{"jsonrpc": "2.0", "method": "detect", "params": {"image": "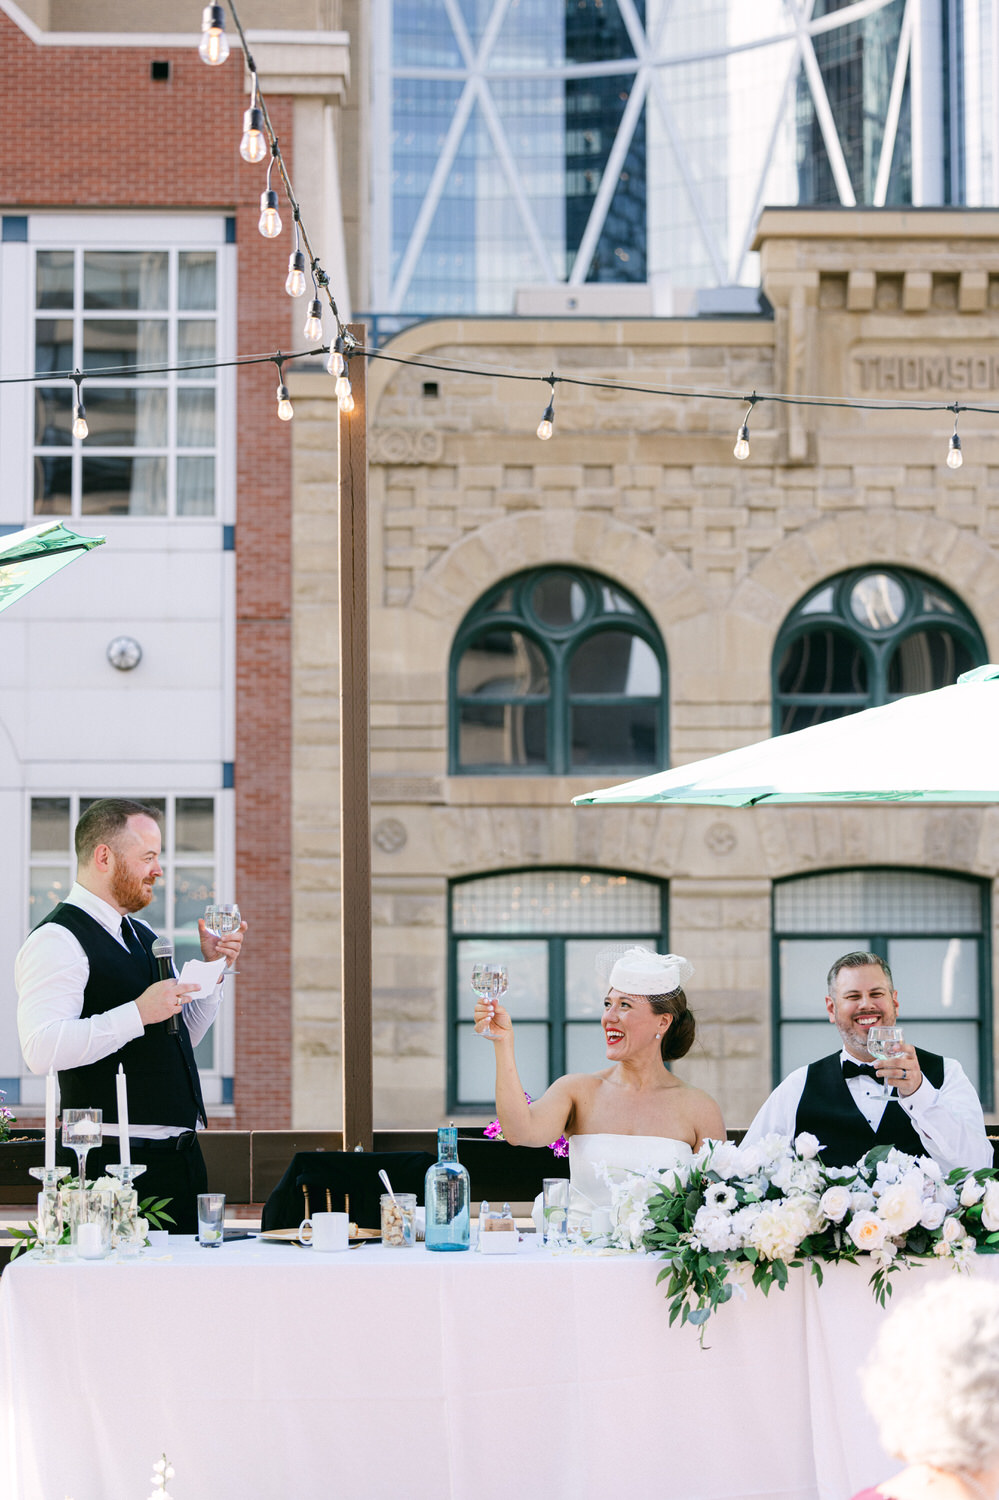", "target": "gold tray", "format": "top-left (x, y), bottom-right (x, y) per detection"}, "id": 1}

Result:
top-left (258, 1227), bottom-right (381, 1245)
